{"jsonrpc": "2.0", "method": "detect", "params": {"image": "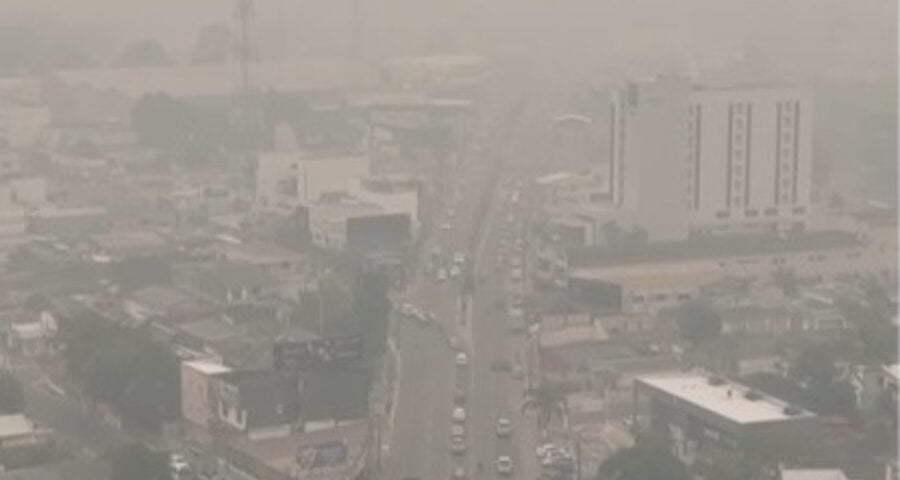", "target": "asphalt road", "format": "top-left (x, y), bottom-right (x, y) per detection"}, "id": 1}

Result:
top-left (385, 87), bottom-right (546, 480)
